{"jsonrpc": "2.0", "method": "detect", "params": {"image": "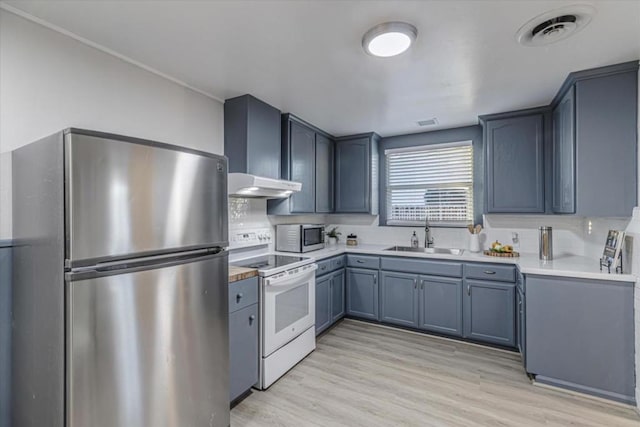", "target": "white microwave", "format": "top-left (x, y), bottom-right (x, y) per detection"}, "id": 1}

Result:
top-left (275, 224), bottom-right (325, 253)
